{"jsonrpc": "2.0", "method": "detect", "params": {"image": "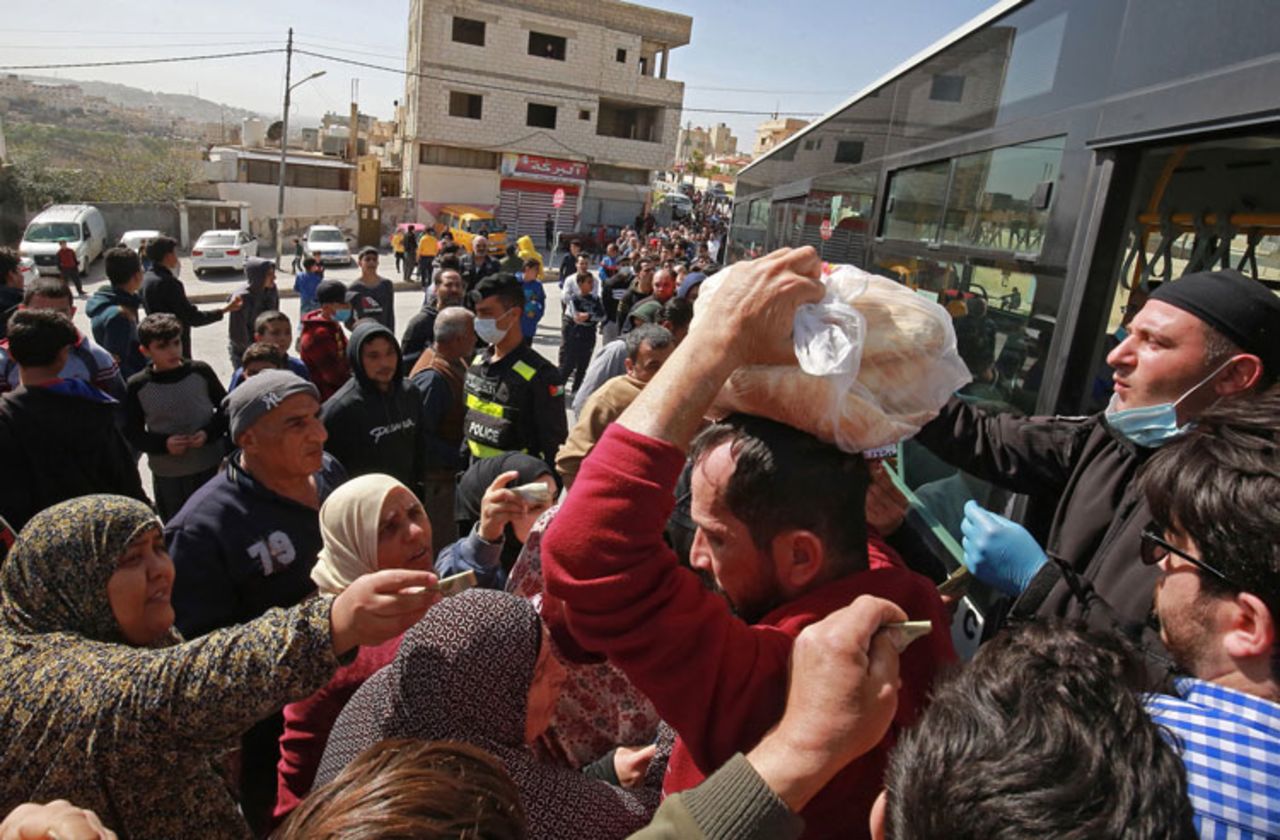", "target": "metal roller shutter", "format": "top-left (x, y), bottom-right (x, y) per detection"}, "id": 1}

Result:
top-left (498, 180), bottom-right (578, 242)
